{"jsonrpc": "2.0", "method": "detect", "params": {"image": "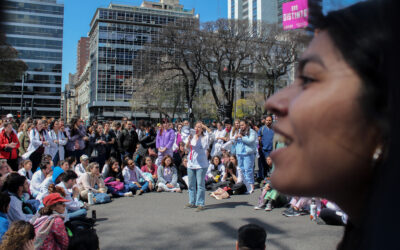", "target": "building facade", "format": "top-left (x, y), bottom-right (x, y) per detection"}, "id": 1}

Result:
top-left (87, 0), bottom-right (196, 121)
top-left (77, 37), bottom-right (90, 78)
top-left (1, 0), bottom-right (64, 118)
top-left (228, 0), bottom-right (279, 24)
top-left (75, 63), bottom-right (91, 122)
